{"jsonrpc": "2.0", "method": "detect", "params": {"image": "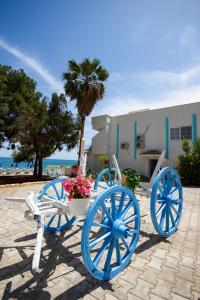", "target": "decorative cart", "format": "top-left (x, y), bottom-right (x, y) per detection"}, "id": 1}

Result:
top-left (6, 156), bottom-right (183, 281)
